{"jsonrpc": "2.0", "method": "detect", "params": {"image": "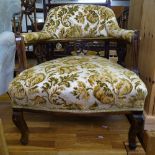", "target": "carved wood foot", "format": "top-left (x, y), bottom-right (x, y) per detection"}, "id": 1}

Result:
top-left (12, 109), bottom-right (29, 145)
top-left (128, 112), bottom-right (143, 150)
